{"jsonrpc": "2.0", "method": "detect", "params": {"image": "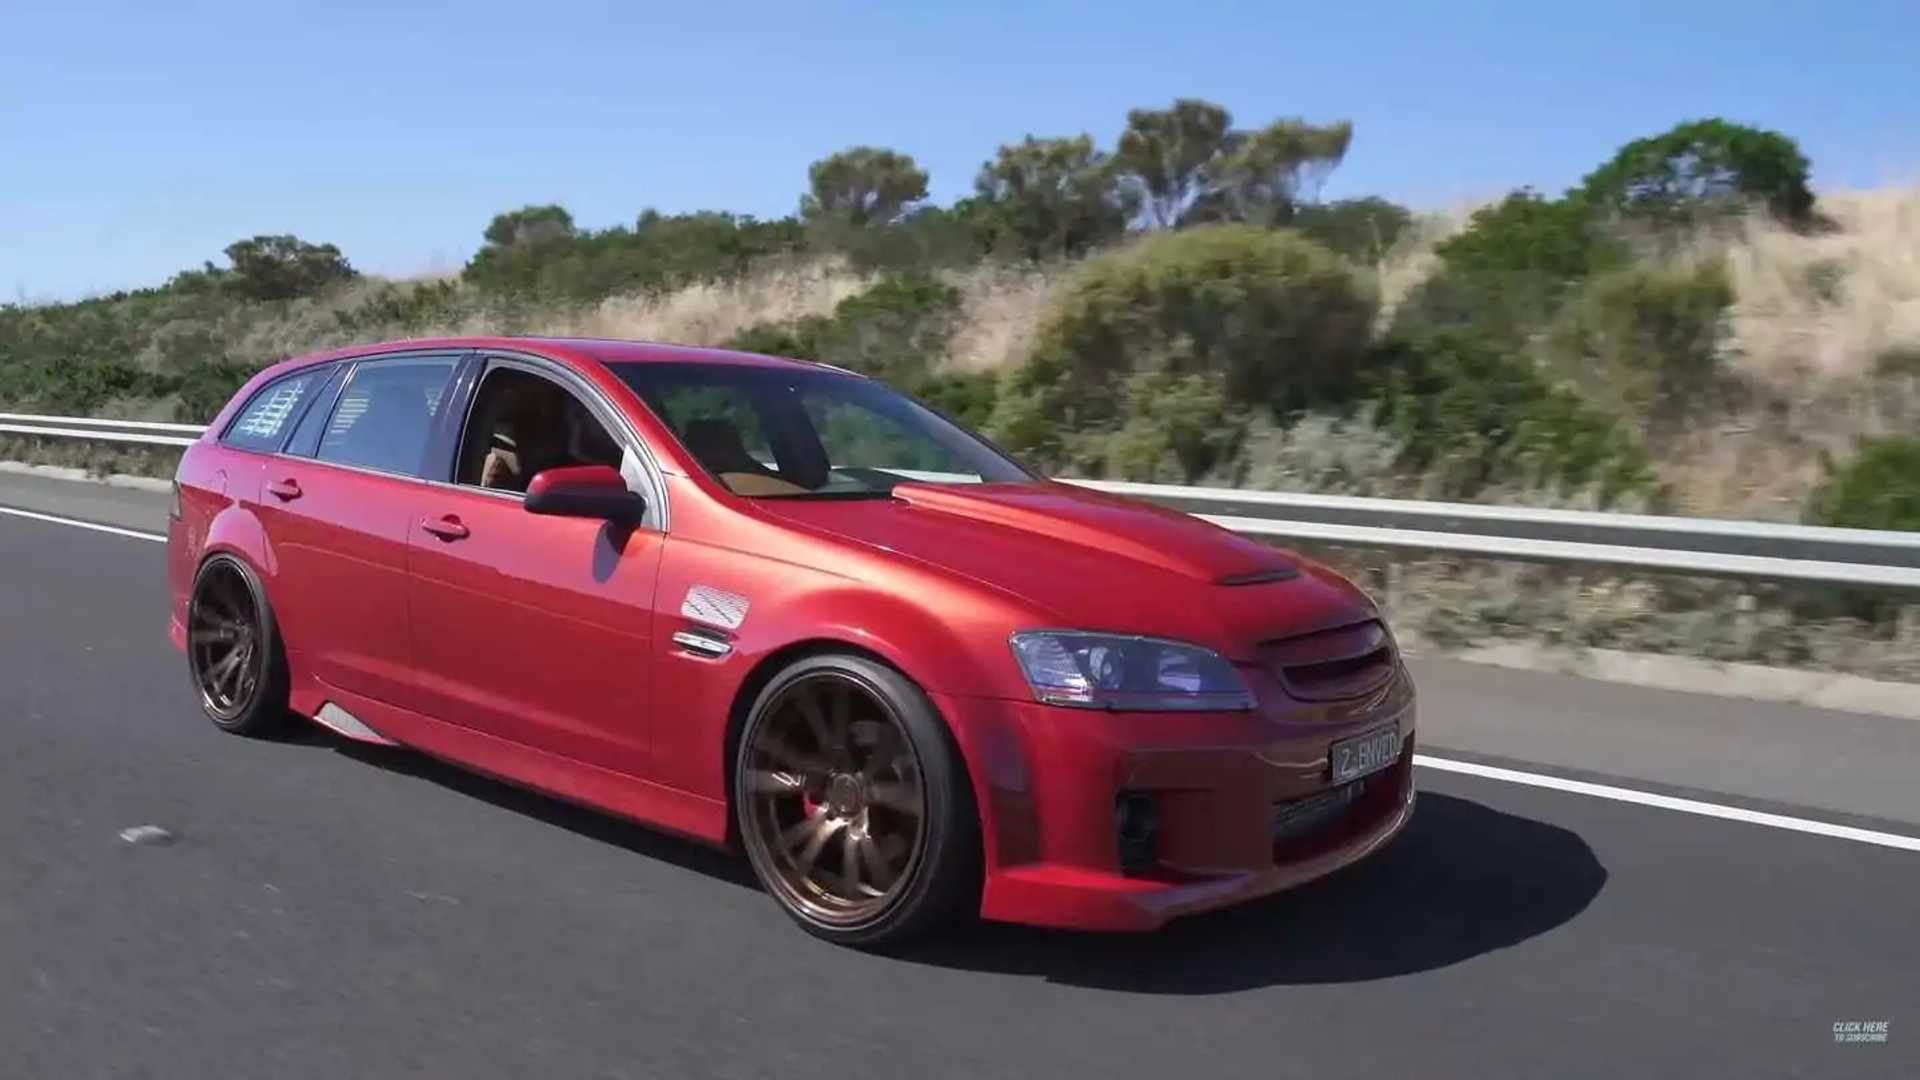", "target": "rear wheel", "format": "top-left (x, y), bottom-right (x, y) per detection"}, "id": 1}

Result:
top-left (735, 654), bottom-right (980, 948)
top-left (187, 555), bottom-right (289, 736)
